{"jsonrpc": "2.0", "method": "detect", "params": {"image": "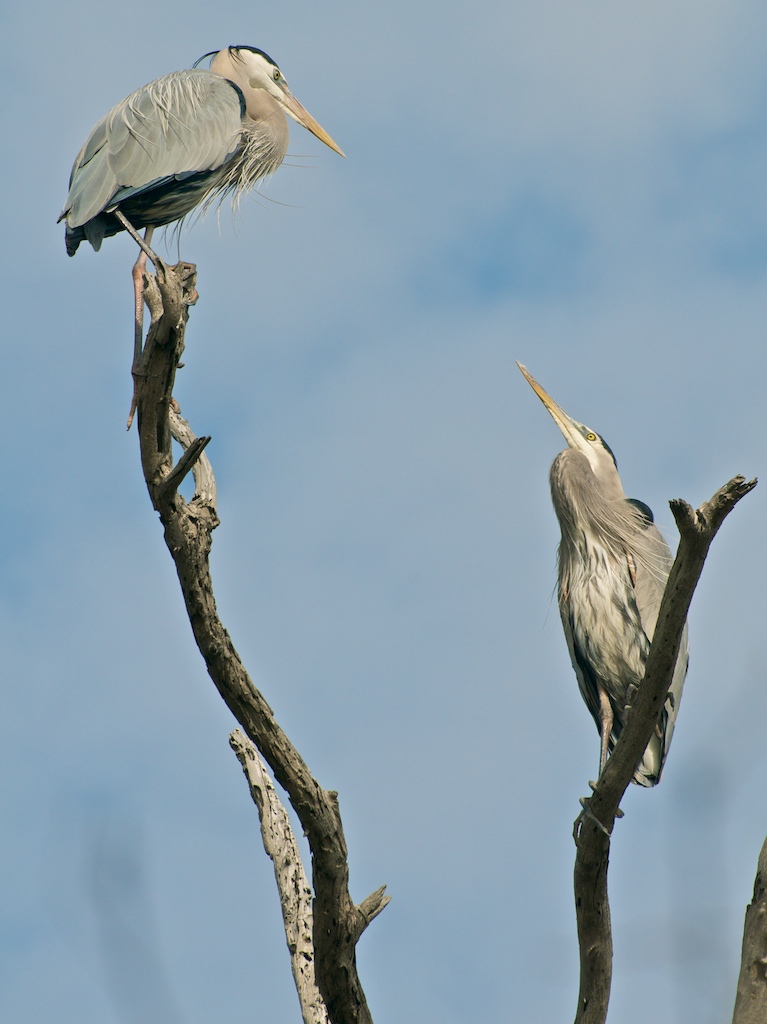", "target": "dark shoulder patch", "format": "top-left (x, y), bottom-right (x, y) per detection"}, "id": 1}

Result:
top-left (222, 78), bottom-right (246, 119)
top-left (626, 498), bottom-right (654, 525)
